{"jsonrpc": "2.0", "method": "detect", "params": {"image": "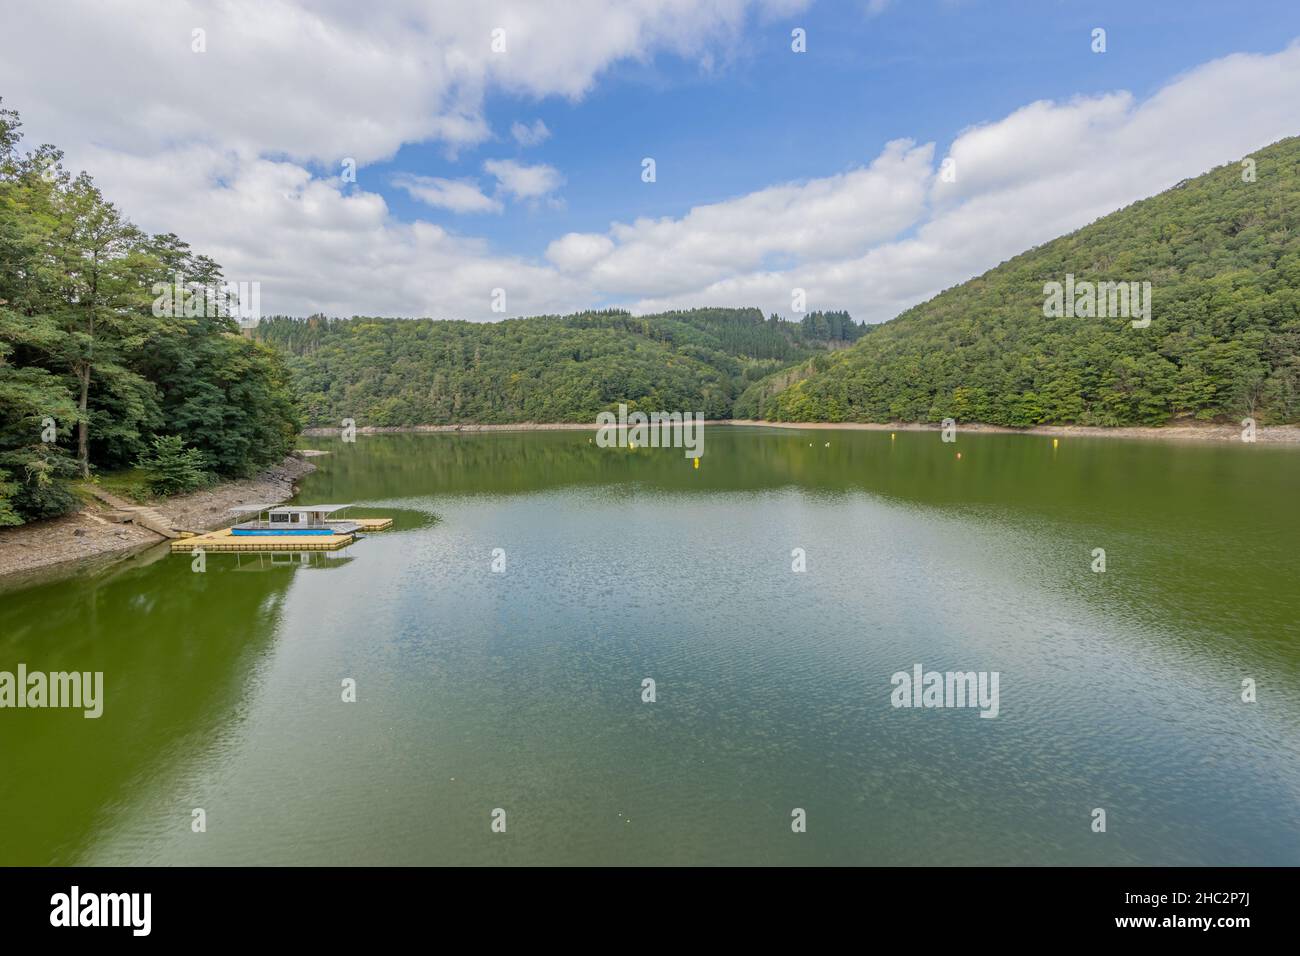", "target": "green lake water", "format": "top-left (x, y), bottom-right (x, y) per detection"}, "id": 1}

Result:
top-left (1, 426), bottom-right (1298, 865)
